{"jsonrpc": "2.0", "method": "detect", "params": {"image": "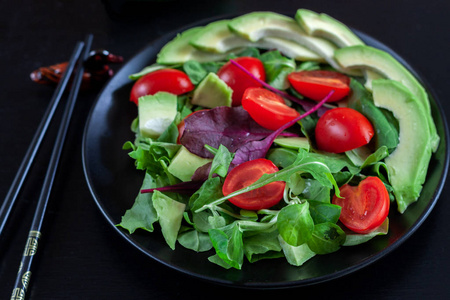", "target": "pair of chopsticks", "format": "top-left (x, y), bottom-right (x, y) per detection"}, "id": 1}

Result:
top-left (2, 34), bottom-right (93, 299)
